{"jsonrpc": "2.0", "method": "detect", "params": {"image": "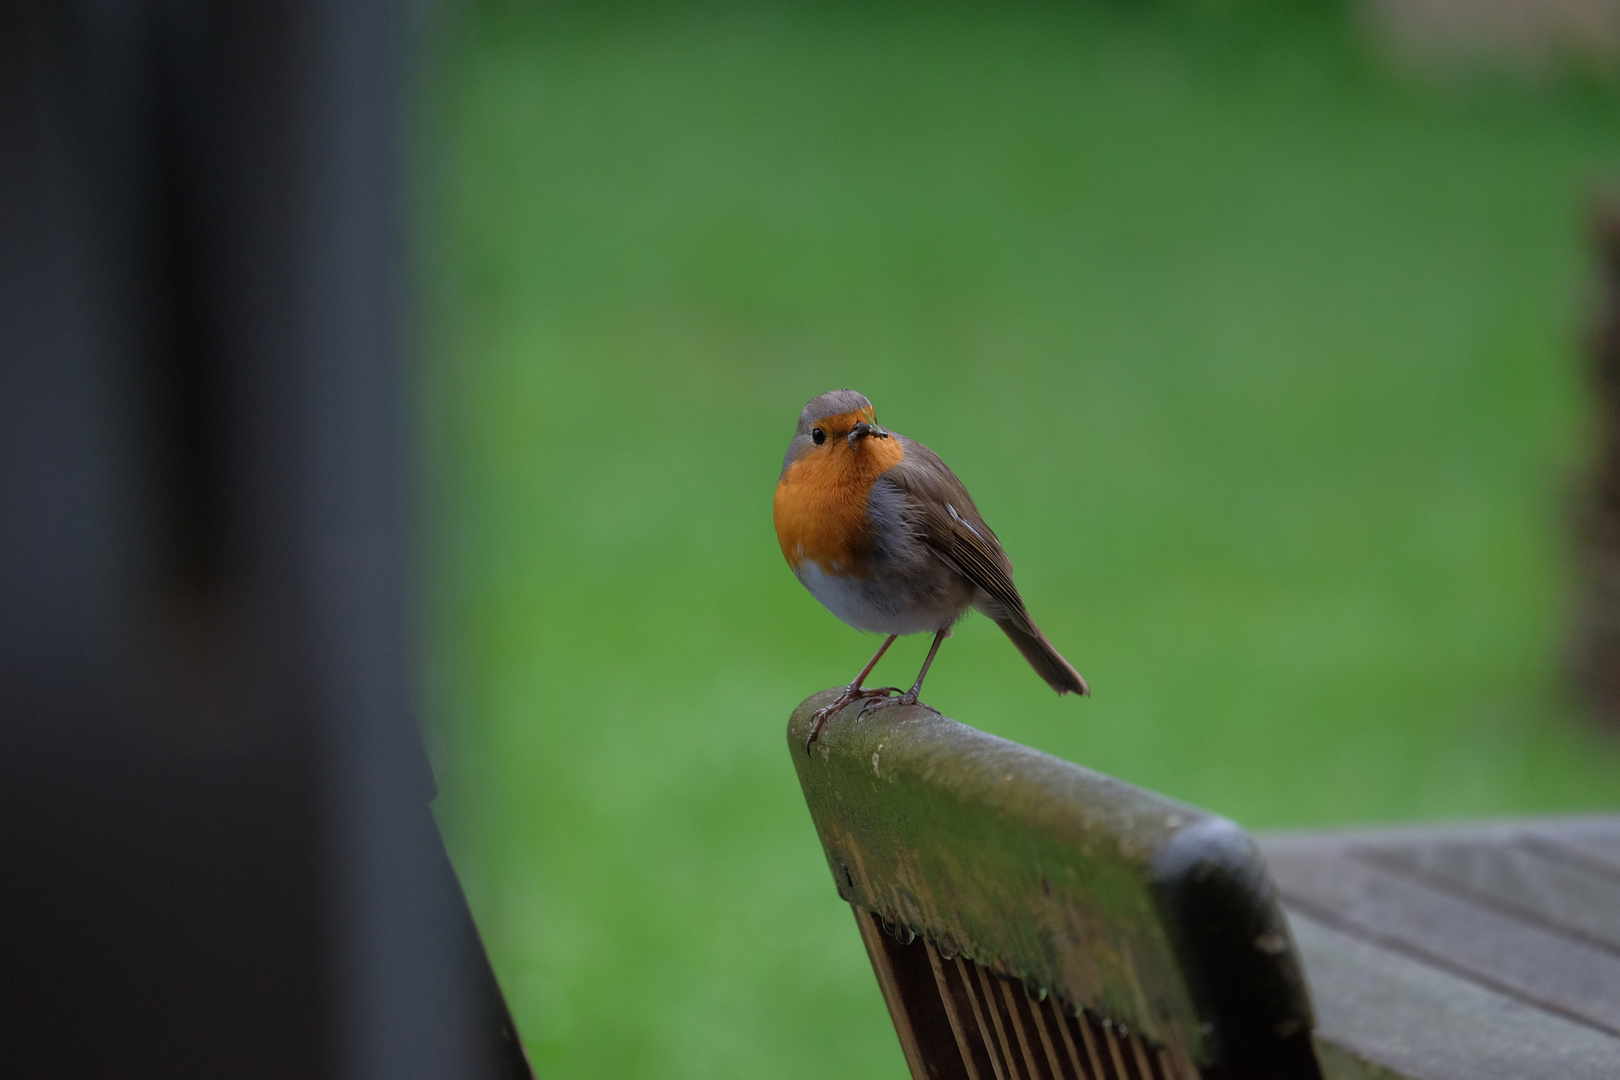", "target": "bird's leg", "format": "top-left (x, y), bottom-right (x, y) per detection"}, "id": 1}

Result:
top-left (806, 634), bottom-right (901, 752)
top-left (865, 628), bottom-right (948, 712)
top-left (847, 633), bottom-right (900, 695)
